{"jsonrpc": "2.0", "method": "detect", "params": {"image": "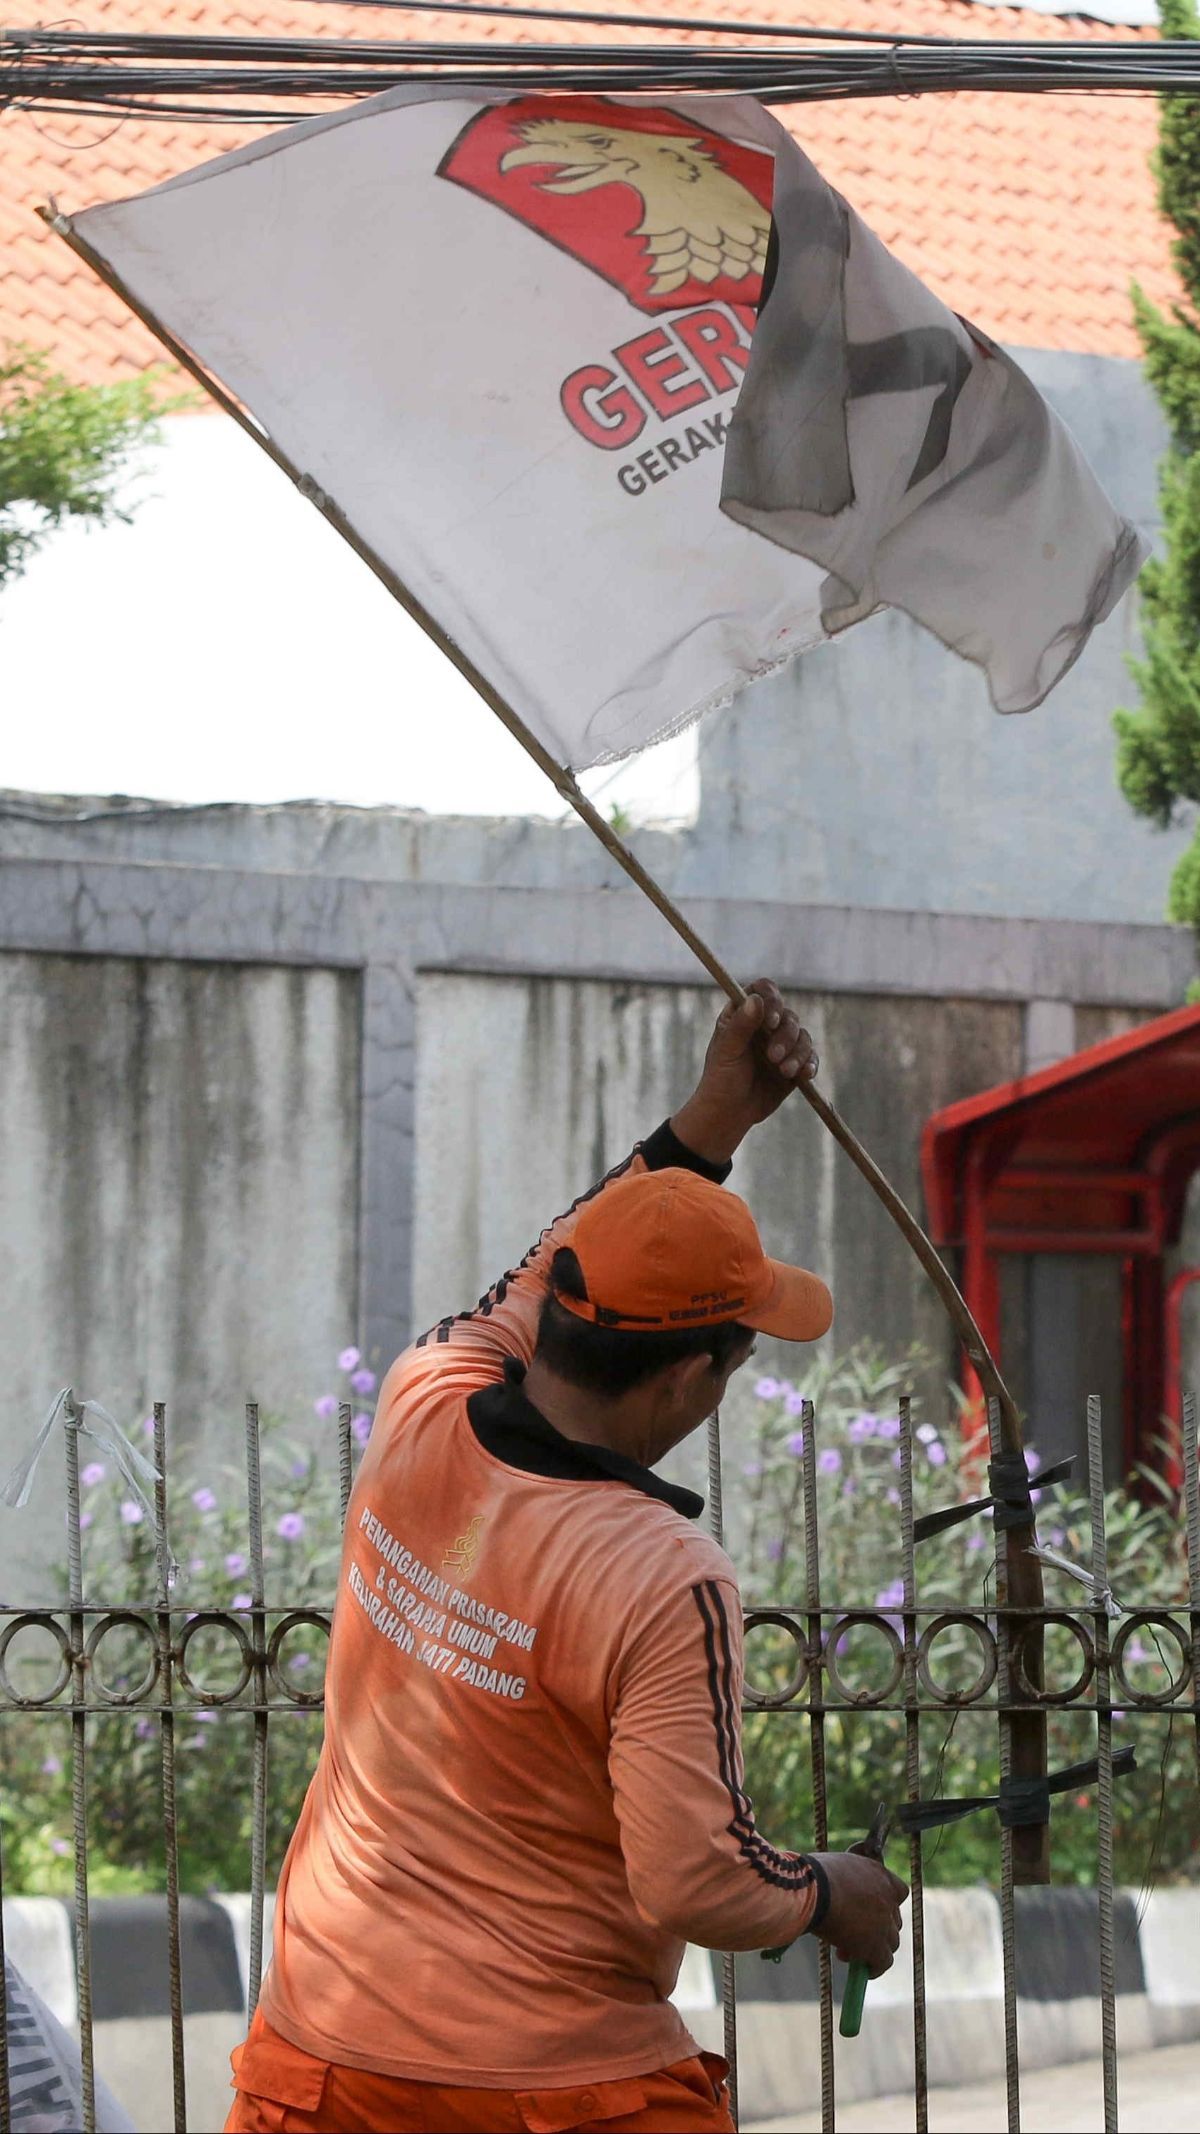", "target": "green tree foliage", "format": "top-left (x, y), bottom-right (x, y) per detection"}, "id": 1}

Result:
top-left (1116, 0), bottom-right (1200, 932)
top-left (0, 344), bottom-right (175, 593)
